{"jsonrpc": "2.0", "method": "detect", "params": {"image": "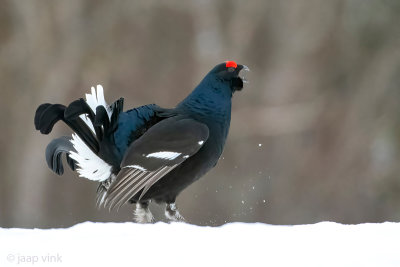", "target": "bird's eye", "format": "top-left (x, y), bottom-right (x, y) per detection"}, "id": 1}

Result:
top-left (227, 67), bottom-right (235, 72)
